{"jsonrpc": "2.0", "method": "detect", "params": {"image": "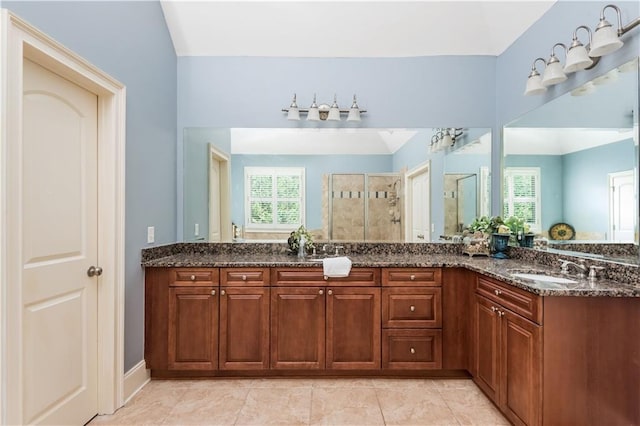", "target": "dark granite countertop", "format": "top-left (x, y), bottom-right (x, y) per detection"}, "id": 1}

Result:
top-left (142, 250), bottom-right (640, 298)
